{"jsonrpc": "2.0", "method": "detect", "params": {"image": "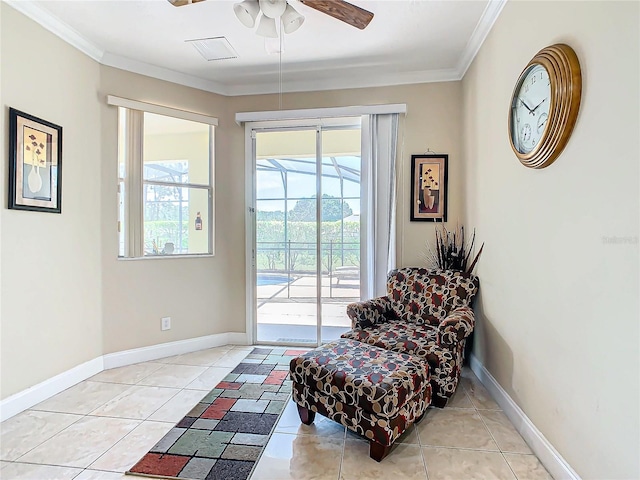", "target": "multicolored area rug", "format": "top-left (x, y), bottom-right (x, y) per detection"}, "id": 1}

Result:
top-left (127, 347), bottom-right (306, 480)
